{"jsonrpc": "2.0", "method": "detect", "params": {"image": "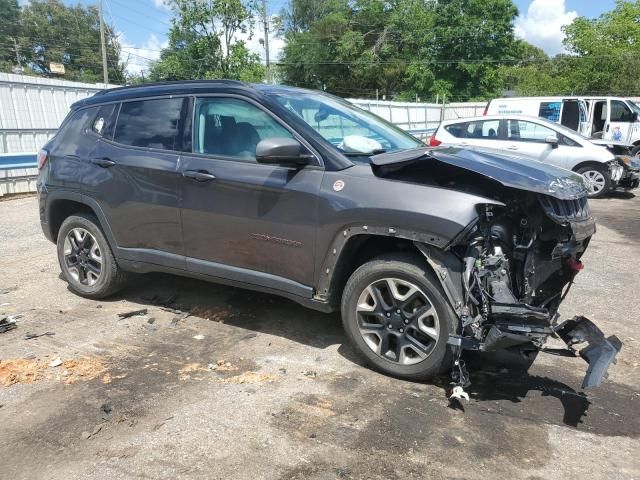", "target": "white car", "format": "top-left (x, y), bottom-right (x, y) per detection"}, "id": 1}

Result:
top-left (429, 115), bottom-right (624, 198)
